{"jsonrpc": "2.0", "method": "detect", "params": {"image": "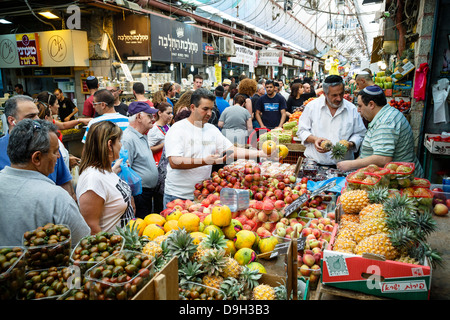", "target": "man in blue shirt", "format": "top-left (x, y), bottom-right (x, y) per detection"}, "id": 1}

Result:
top-left (0, 95), bottom-right (74, 199)
top-left (215, 85), bottom-right (229, 115)
top-left (255, 80), bottom-right (287, 129)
